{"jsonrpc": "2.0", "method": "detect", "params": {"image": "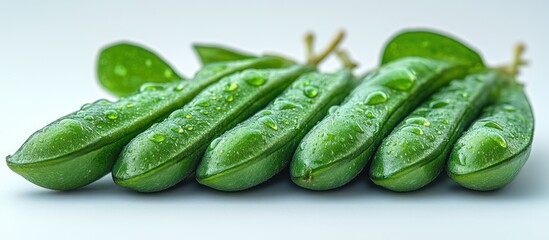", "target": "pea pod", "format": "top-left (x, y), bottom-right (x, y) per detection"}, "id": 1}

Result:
top-left (113, 65), bottom-right (313, 192)
top-left (382, 30), bottom-right (484, 70)
top-left (193, 44), bottom-right (256, 65)
top-left (196, 70), bottom-right (354, 191)
top-left (370, 71), bottom-right (500, 191)
top-left (447, 77), bottom-right (534, 191)
top-left (6, 56), bottom-right (289, 190)
top-left (97, 42), bottom-right (183, 97)
top-left (290, 57), bottom-right (468, 190)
